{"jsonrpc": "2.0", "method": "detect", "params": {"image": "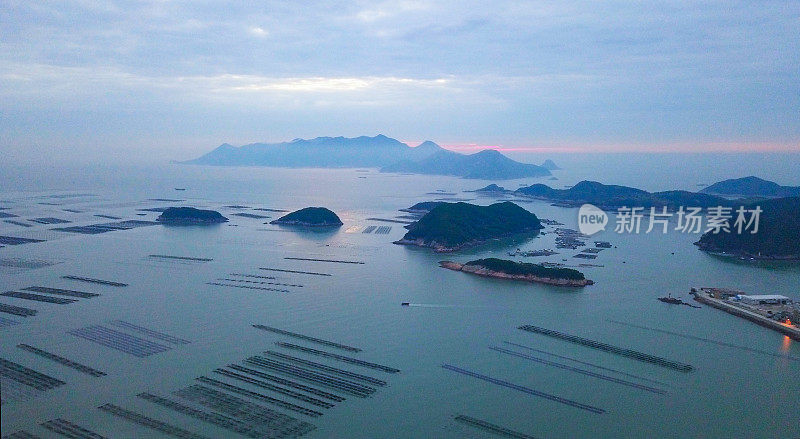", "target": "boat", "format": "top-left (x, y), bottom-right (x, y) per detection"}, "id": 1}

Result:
top-left (401, 302), bottom-right (410, 306)
top-left (658, 294), bottom-right (683, 305)
top-left (175, 188), bottom-right (186, 191)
